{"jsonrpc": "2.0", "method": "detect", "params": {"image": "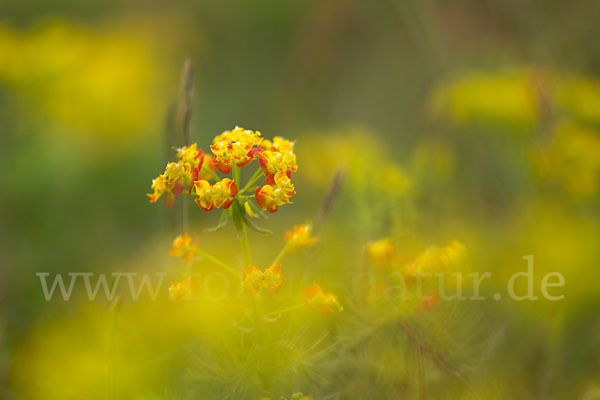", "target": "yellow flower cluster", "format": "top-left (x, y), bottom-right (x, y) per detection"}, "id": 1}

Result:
top-left (533, 121), bottom-right (600, 198)
top-left (301, 284), bottom-right (343, 316)
top-left (242, 265), bottom-right (284, 294)
top-left (365, 237), bottom-right (396, 268)
top-left (404, 239), bottom-right (466, 278)
top-left (168, 278), bottom-right (197, 301)
top-left (366, 237), bottom-right (467, 311)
